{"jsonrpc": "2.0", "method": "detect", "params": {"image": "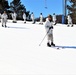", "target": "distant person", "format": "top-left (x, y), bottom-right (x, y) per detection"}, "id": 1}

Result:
top-left (31, 12), bottom-right (35, 24)
top-left (12, 11), bottom-right (17, 23)
top-left (53, 13), bottom-right (57, 25)
top-left (45, 14), bottom-right (55, 47)
top-left (67, 14), bottom-right (73, 27)
top-left (11, 12), bottom-right (13, 21)
top-left (39, 13), bottom-right (43, 25)
top-left (23, 12), bottom-right (26, 23)
top-left (0, 13), bottom-right (1, 22)
top-left (1, 11), bottom-right (8, 28)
